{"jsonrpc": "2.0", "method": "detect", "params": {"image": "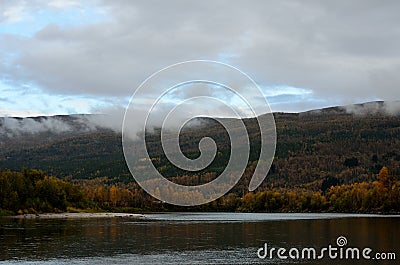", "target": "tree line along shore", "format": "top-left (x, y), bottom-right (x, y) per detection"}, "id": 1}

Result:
top-left (1, 167), bottom-right (399, 216)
